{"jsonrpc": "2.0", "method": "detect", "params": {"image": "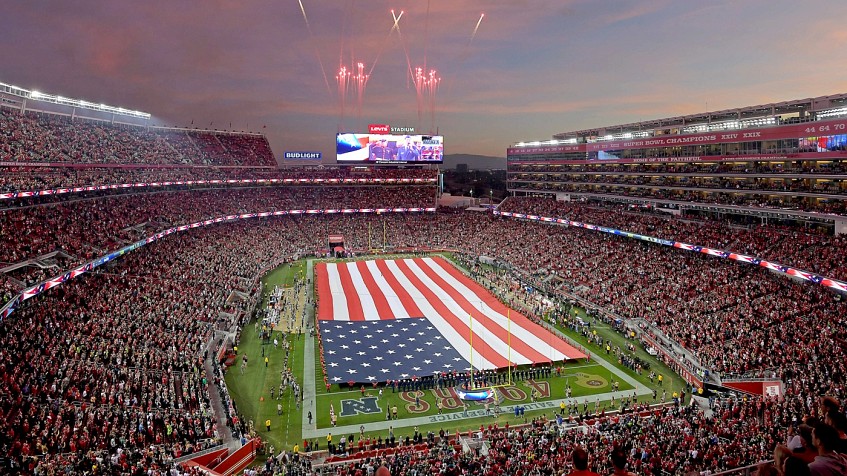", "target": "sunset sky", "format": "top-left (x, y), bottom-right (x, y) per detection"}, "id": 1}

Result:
top-left (2, 0), bottom-right (846, 161)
